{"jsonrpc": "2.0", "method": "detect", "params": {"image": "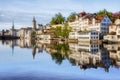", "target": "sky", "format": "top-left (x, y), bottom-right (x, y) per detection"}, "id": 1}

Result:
top-left (0, 0), bottom-right (120, 30)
